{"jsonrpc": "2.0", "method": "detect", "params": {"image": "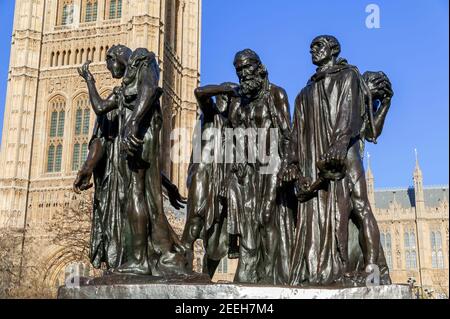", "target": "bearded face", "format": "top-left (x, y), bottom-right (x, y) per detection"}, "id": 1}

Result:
top-left (234, 58), bottom-right (265, 98)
